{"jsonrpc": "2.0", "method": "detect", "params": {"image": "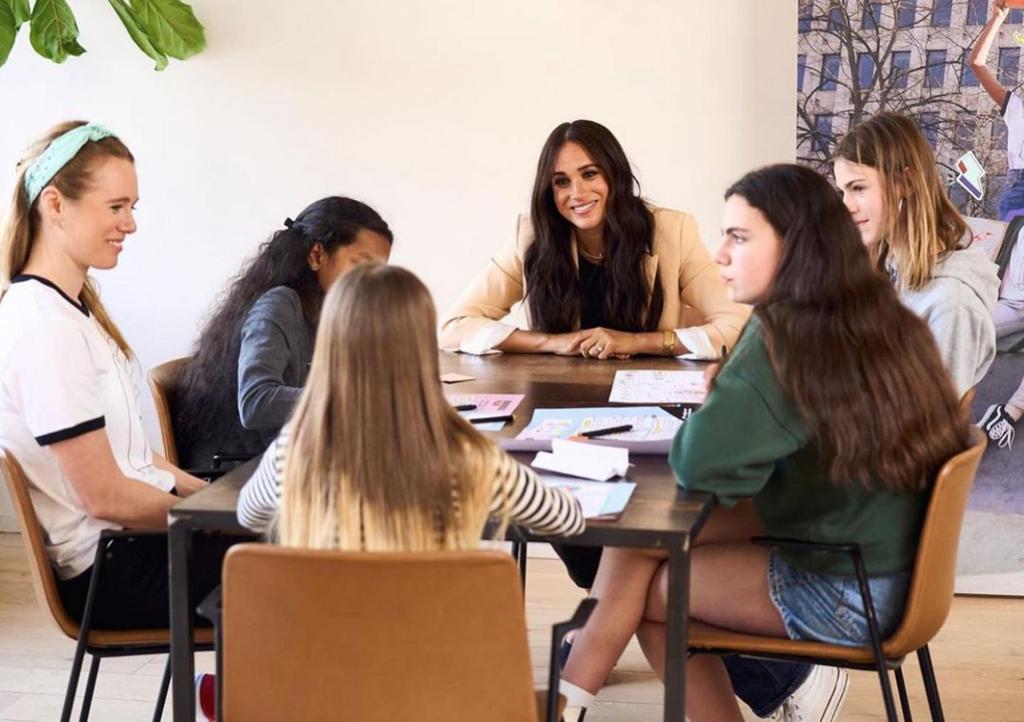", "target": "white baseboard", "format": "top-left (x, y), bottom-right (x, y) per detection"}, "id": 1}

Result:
top-left (0, 517), bottom-right (19, 533)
